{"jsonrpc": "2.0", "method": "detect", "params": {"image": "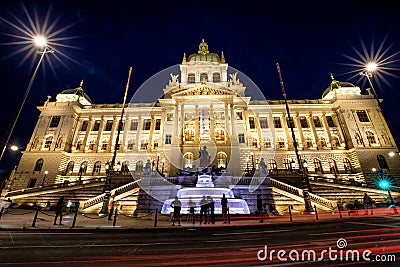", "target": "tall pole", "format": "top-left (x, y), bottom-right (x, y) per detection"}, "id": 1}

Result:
top-left (111, 67), bottom-right (133, 169)
top-left (276, 63), bottom-right (313, 212)
top-left (99, 67), bottom-right (132, 215)
top-left (0, 47), bottom-right (52, 163)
